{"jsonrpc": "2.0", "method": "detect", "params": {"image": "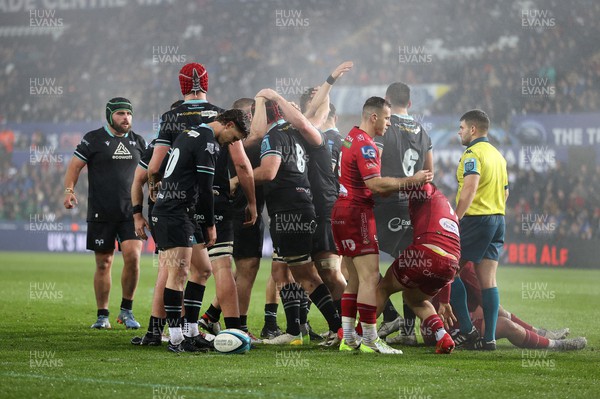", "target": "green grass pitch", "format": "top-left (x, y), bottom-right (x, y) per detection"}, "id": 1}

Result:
top-left (1, 252), bottom-right (599, 398)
